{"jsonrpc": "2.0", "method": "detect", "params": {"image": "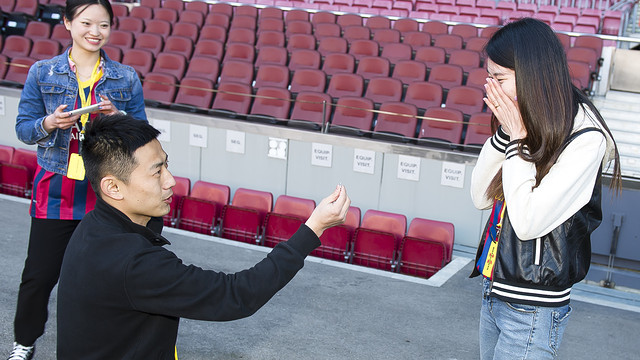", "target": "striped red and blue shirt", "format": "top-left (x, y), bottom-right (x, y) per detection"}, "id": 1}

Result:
top-left (30, 57), bottom-right (102, 219)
